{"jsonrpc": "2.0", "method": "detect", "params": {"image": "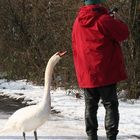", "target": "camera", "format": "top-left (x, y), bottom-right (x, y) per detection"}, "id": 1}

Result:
top-left (109, 7), bottom-right (118, 16)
